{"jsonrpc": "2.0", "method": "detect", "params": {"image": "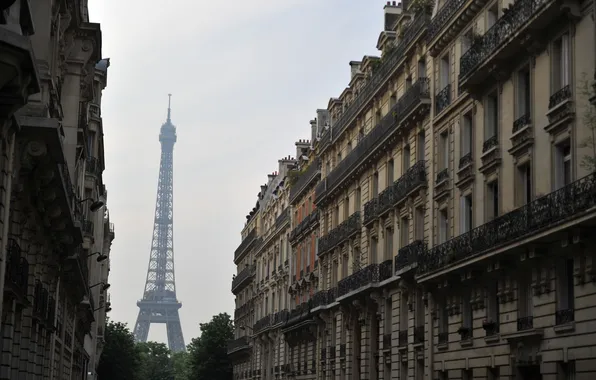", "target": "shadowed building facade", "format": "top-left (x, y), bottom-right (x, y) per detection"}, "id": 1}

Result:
top-left (229, 0), bottom-right (596, 379)
top-left (0, 1), bottom-right (115, 379)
